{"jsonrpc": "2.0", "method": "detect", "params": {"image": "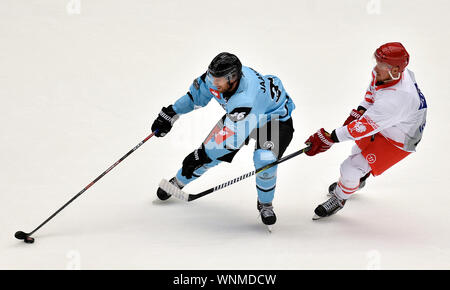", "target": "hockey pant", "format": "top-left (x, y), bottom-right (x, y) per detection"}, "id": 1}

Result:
top-left (335, 133), bottom-right (411, 200)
